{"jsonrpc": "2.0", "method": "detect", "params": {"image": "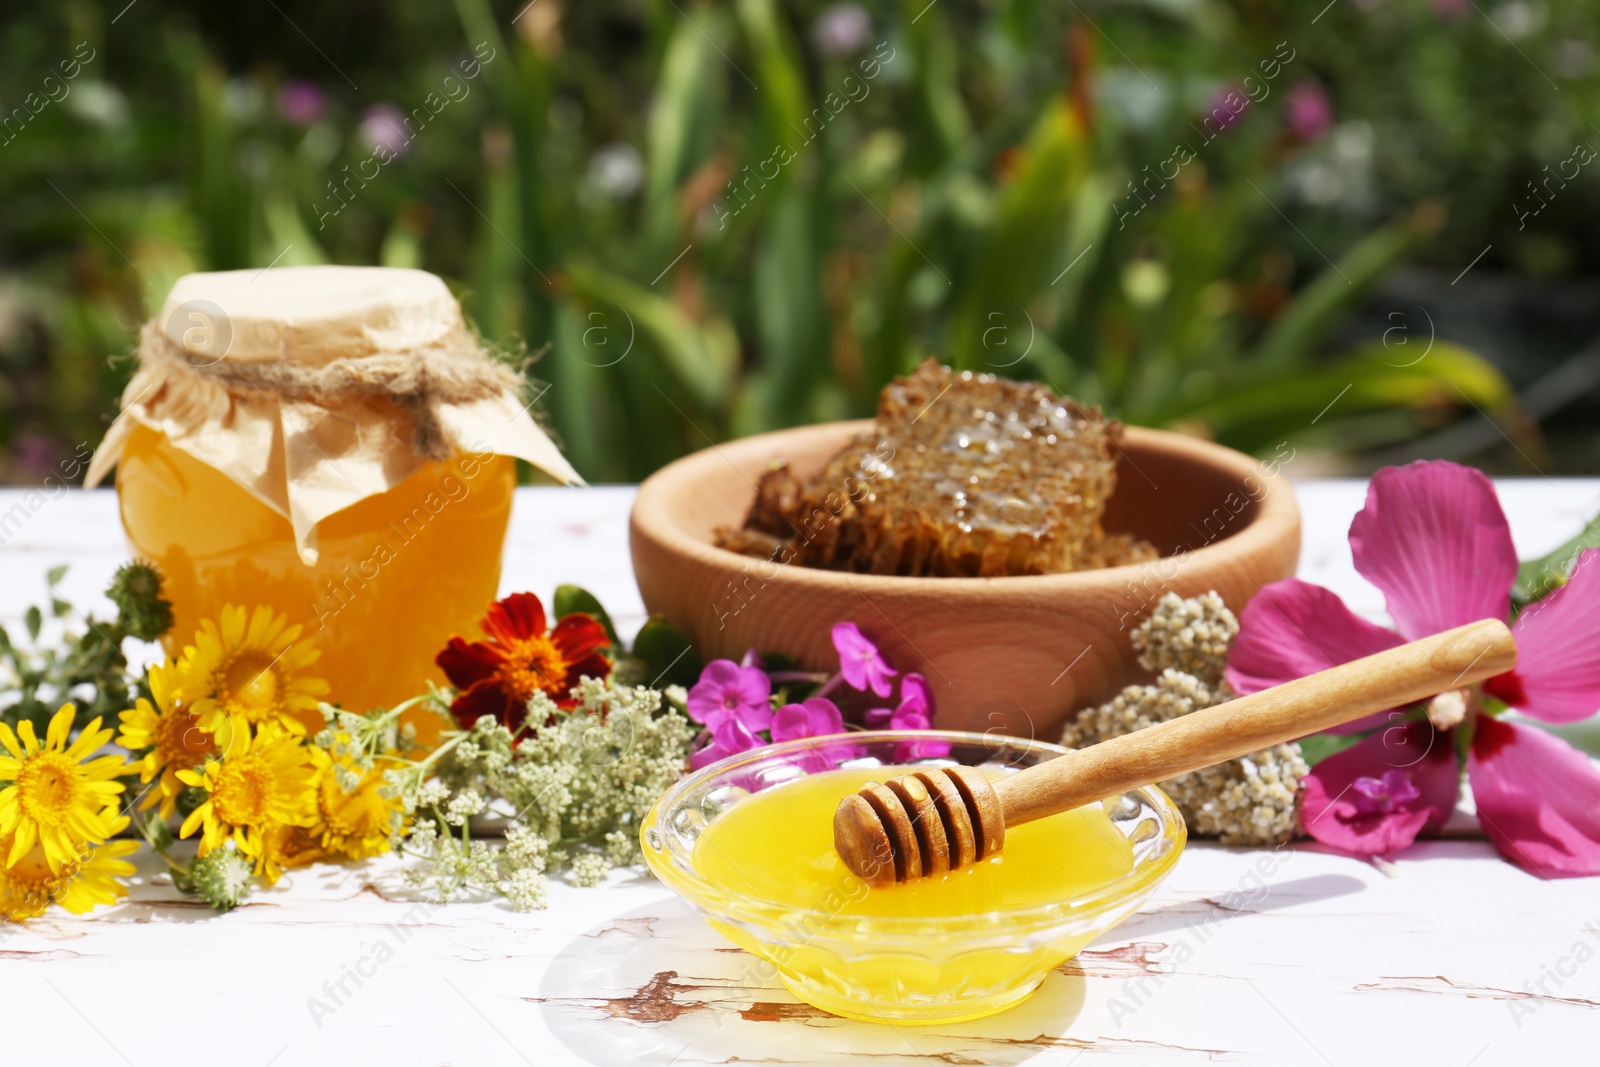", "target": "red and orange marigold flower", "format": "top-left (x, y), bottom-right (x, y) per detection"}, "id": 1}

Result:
top-left (435, 592), bottom-right (611, 730)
